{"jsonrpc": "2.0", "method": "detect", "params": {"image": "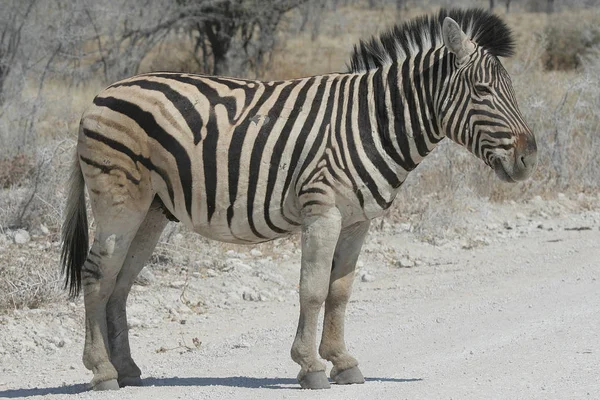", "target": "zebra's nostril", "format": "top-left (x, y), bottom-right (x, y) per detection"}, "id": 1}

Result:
top-left (519, 155), bottom-right (526, 168)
